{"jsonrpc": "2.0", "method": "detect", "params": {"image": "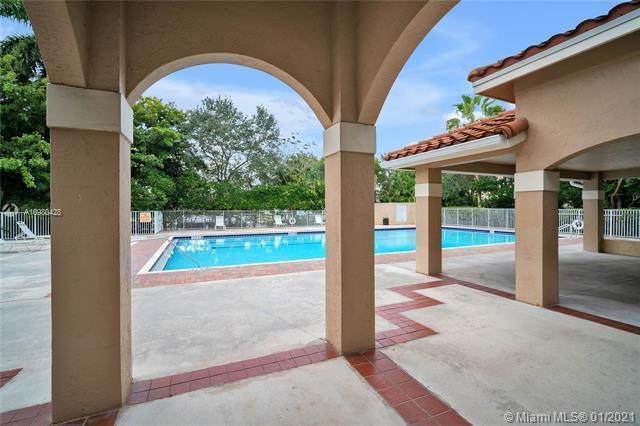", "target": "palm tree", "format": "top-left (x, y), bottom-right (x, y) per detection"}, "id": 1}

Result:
top-left (445, 94), bottom-right (506, 207)
top-left (446, 95), bottom-right (504, 131)
top-left (0, 0), bottom-right (44, 80)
